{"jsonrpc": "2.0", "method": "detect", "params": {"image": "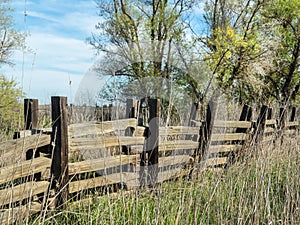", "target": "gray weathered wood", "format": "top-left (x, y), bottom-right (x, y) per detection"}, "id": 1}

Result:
top-left (0, 134), bottom-right (51, 166)
top-left (0, 181), bottom-right (49, 207)
top-left (0, 157), bottom-right (51, 185)
top-left (0, 202), bottom-right (42, 225)
top-left (68, 155), bottom-right (137, 175)
top-left (69, 118), bottom-right (138, 138)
